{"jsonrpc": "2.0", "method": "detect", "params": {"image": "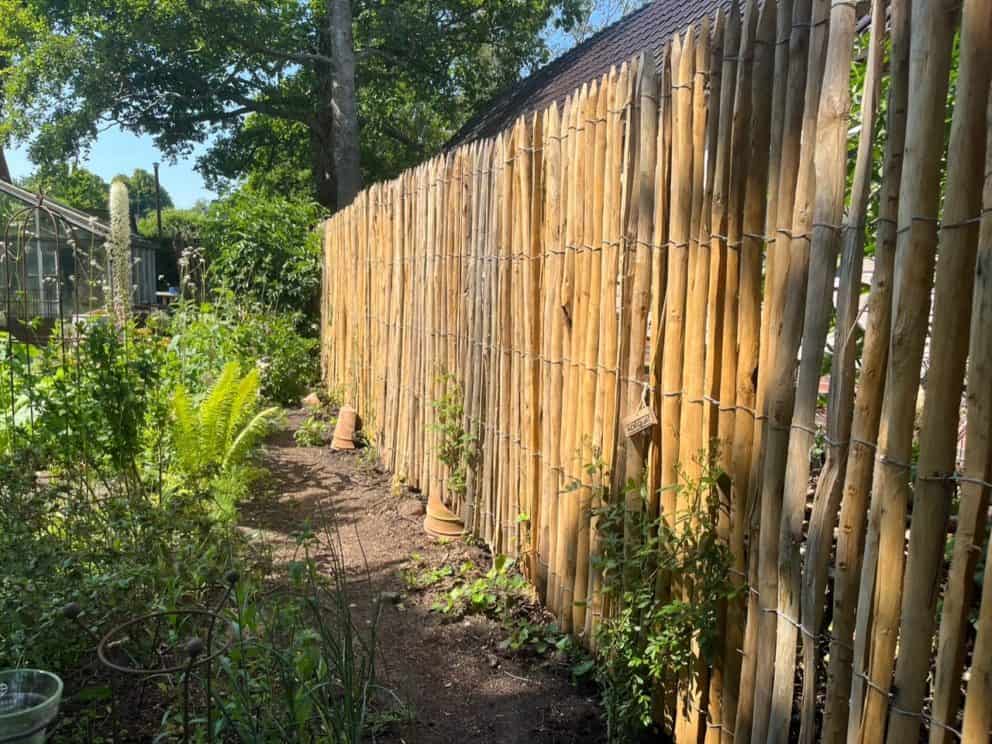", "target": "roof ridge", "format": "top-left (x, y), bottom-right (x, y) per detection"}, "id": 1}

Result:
top-left (445, 0), bottom-right (727, 149)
